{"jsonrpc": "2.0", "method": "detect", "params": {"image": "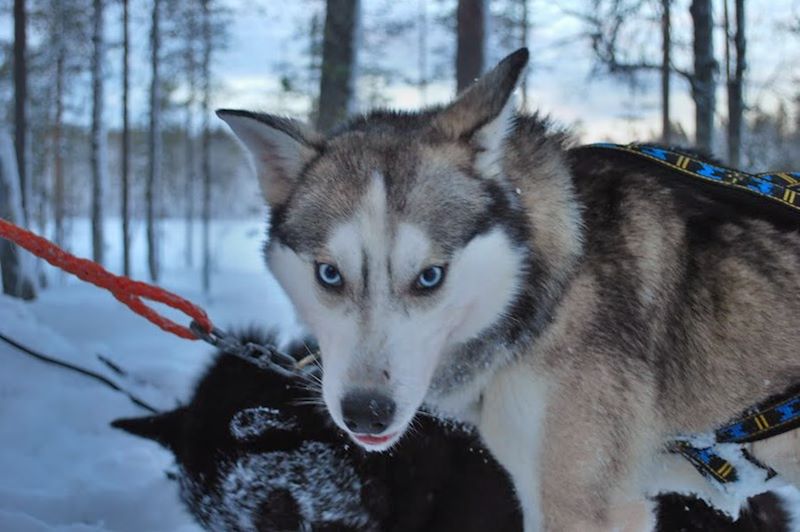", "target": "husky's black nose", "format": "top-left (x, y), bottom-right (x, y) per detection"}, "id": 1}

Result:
top-left (341, 391), bottom-right (396, 434)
